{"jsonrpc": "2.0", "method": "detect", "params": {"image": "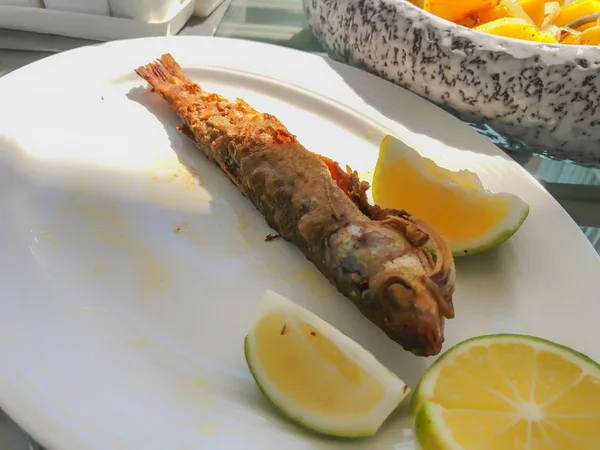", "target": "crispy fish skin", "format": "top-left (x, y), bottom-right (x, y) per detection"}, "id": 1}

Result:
top-left (135, 54), bottom-right (456, 356)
